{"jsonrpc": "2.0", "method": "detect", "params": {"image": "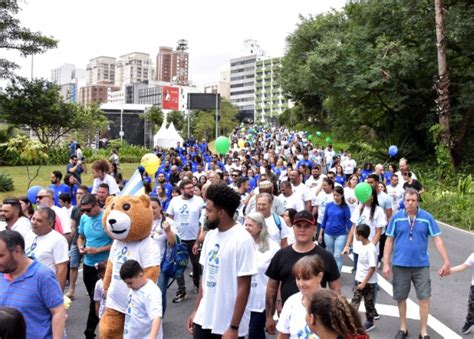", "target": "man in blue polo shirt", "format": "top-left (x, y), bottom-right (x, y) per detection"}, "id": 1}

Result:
top-left (0, 230), bottom-right (65, 339)
top-left (383, 188), bottom-right (451, 339)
